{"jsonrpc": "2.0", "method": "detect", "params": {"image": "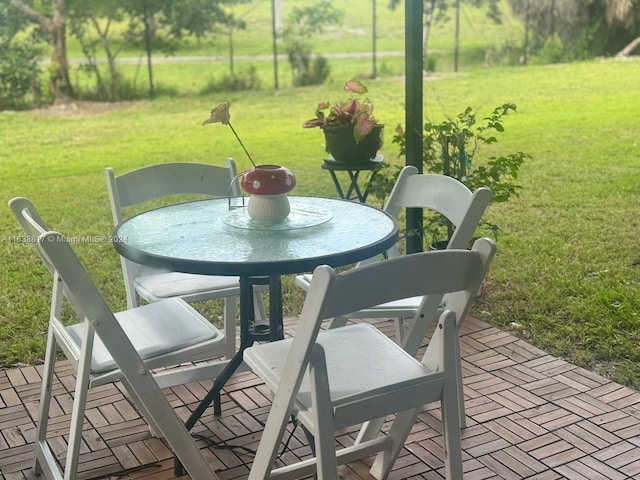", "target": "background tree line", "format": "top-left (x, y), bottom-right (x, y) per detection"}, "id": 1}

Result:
top-left (2, 0), bottom-right (250, 107)
top-left (1, 0), bottom-right (638, 110)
